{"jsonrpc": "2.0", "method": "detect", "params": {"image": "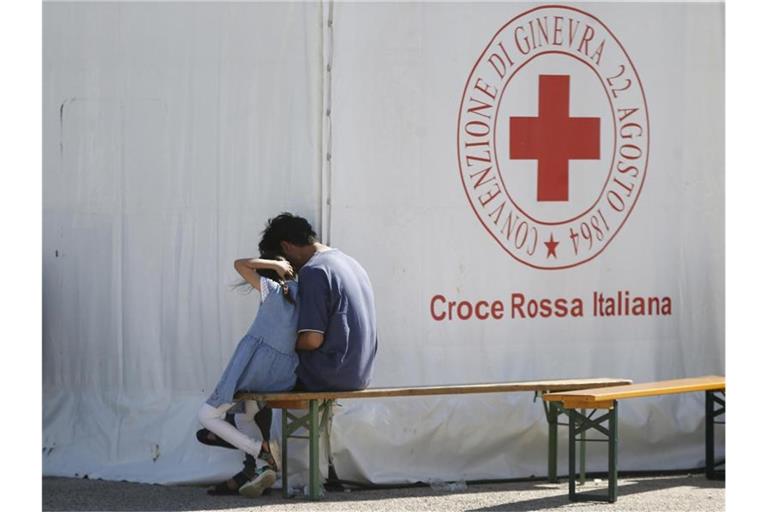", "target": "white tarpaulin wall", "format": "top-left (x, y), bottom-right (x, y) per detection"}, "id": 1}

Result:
top-left (42, 1), bottom-right (324, 485)
top-left (43, 1), bottom-right (724, 486)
